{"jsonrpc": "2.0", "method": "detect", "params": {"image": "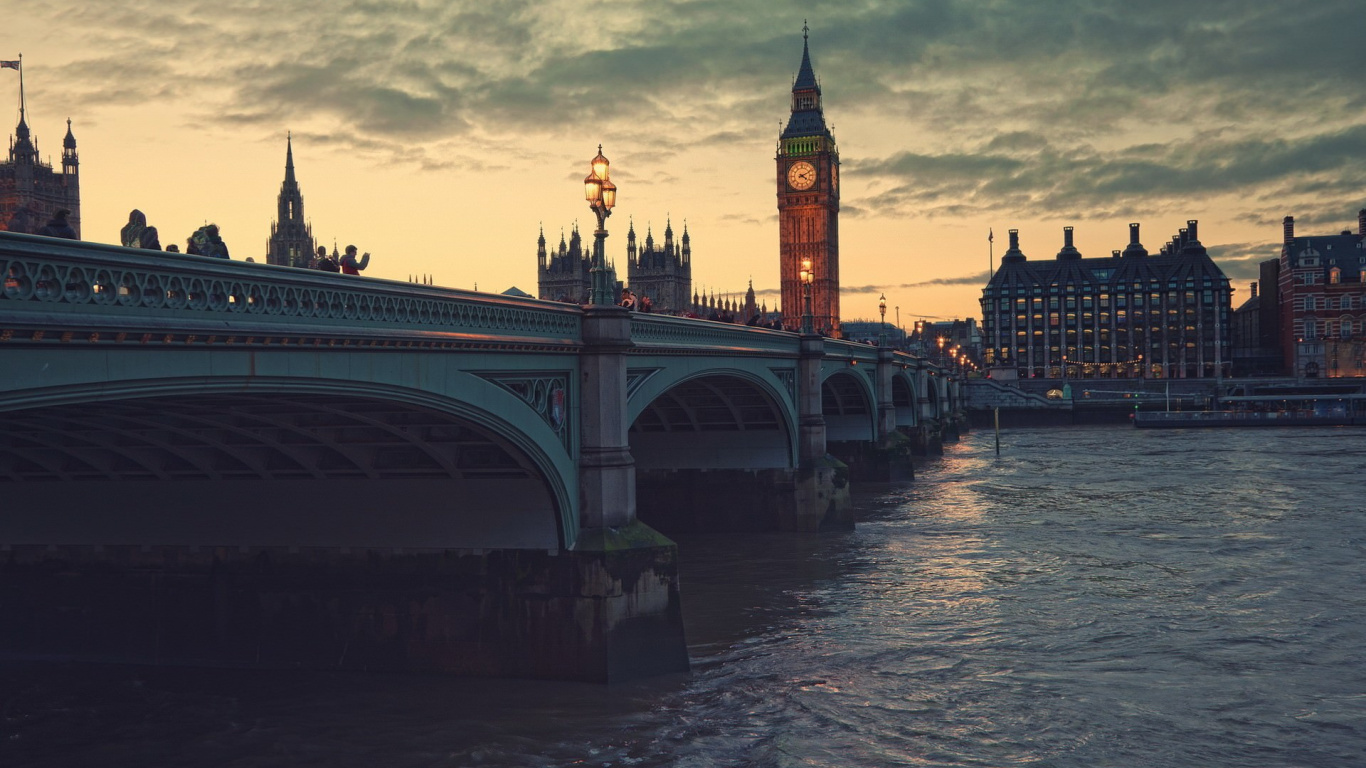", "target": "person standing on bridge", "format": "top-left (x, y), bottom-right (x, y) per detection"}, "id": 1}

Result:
top-left (313, 245), bottom-right (339, 272)
top-left (37, 208), bottom-right (77, 239)
top-left (340, 245), bottom-right (370, 275)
